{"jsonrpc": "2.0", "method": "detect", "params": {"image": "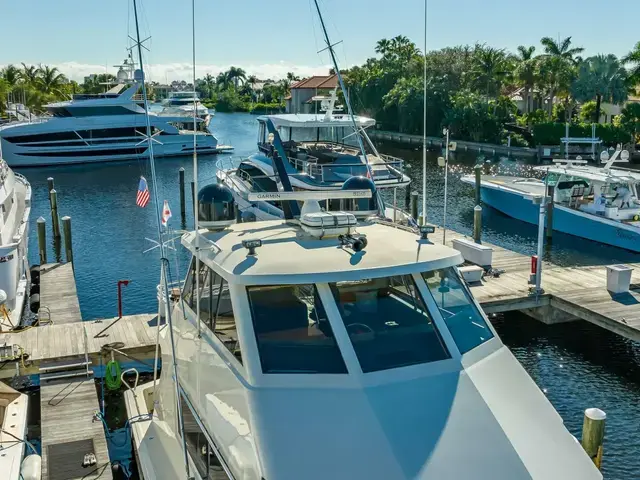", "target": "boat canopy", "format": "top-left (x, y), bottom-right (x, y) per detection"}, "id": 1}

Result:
top-left (535, 165), bottom-right (640, 183)
top-left (258, 113), bottom-right (376, 130)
